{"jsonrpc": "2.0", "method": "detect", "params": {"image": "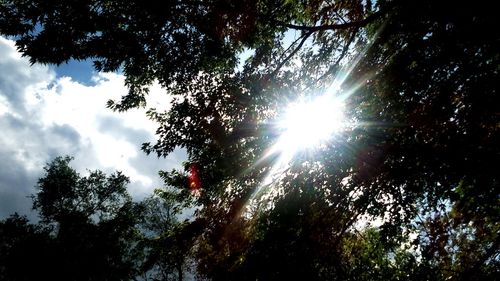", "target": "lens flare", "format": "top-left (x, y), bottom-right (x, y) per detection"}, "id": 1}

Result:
top-left (188, 164), bottom-right (201, 196)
